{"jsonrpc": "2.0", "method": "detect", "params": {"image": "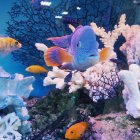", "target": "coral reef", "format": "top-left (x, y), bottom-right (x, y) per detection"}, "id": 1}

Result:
top-left (120, 25), bottom-right (140, 65)
top-left (43, 67), bottom-right (69, 89)
top-left (118, 64), bottom-right (140, 118)
top-left (3, 0), bottom-right (140, 139)
top-left (24, 88), bottom-right (125, 140)
top-left (7, 0), bottom-right (136, 66)
top-left (43, 14), bottom-right (127, 103)
top-left (0, 67), bottom-right (35, 134)
top-left (25, 89), bottom-right (79, 139)
top-left (91, 14), bottom-right (126, 48)
top-left (88, 112), bottom-right (140, 140)
top-left (44, 61), bottom-right (123, 102)
top-left (0, 113), bottom-right (21, 140)
top-left (90, 14), bottom-right (127, 63)
top-left (25, 89), bottom-right (101, 139)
